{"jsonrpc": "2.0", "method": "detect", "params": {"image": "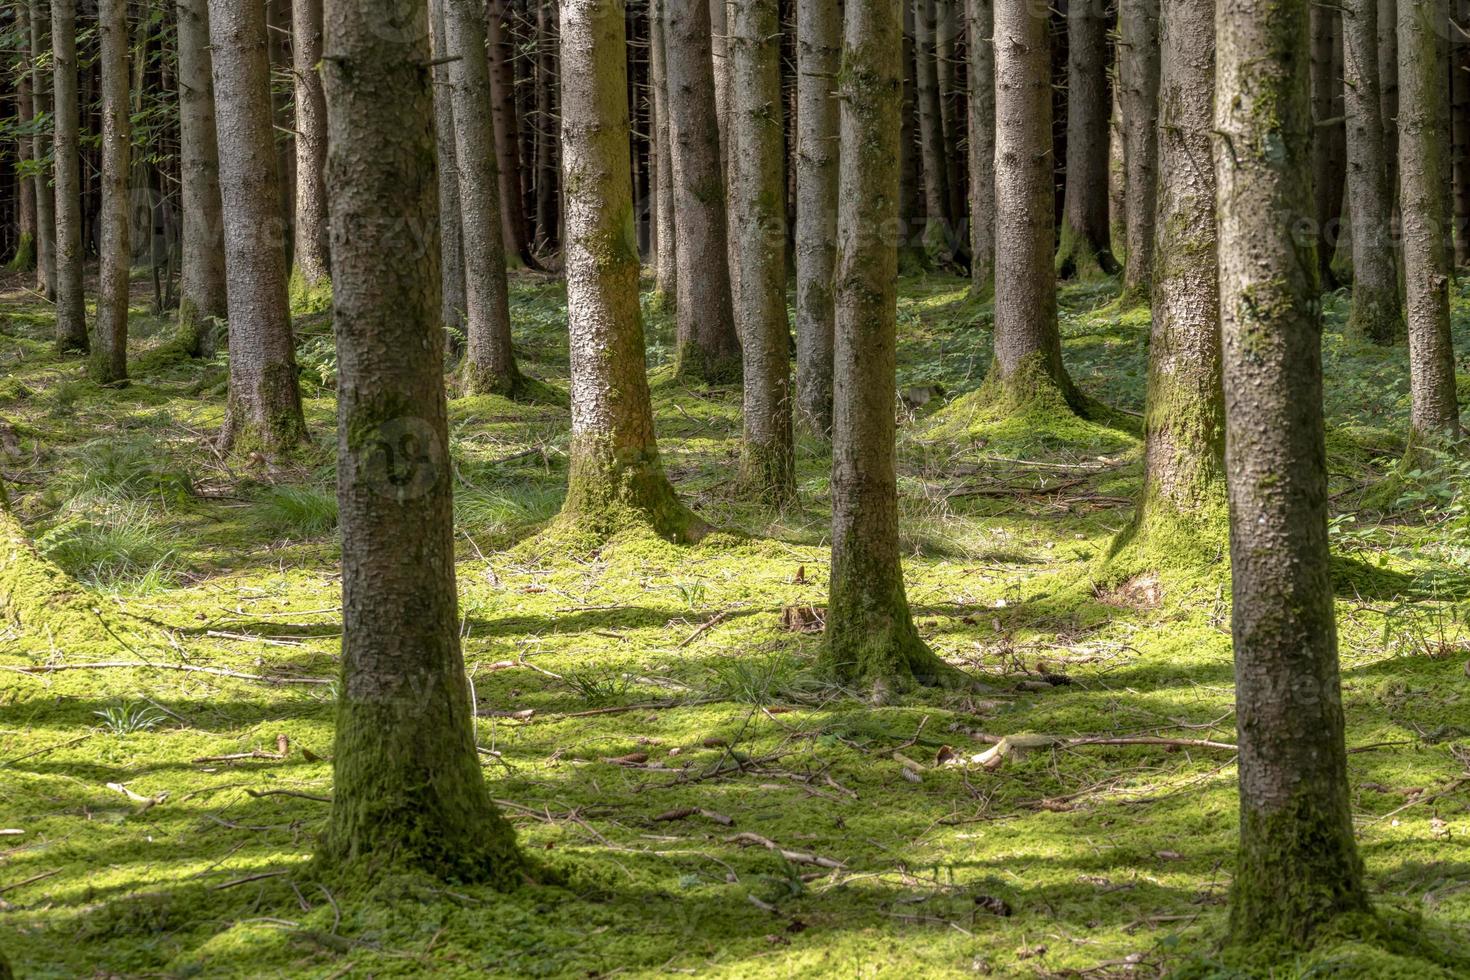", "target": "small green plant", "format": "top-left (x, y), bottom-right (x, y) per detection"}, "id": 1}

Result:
top-left (63, 436), bottom-right (196, 503)
top-left (707, 649), bottom-right (804, 706)
top-left (672, 580), bottom-right (708, 610)
top-left (563, 667), bottom-right (633, 706)
top-left (251, 485), bottom-right (339, 538)
top-left (93, 702), bottom-right (168, 736)
top-left (38, 500), bottom-right (175, 590)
